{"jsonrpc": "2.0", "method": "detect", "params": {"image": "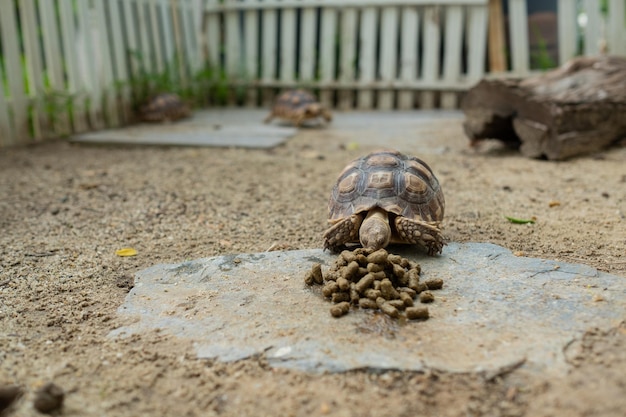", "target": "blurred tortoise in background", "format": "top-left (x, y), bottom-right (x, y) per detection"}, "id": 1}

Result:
top-left (323, 149), bottom-right (446, 256)
top-left (264, 89), bottom-right (332, 127)
top-left (138, 93), bottom-right (191, 123)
